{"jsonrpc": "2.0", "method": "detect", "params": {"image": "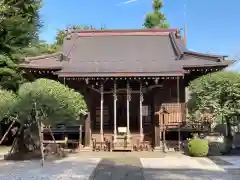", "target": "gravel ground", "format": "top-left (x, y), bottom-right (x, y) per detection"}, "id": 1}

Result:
top-left (0, 152), bottom-right (240, 180)
top-left (0, 156), bottom-right (100, 180)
